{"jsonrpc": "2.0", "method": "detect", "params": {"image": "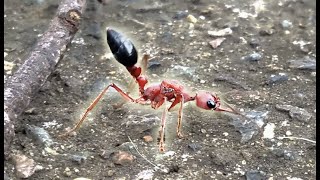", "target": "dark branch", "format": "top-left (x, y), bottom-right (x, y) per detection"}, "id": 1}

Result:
top-left (4, 0), bottom-right (87, 158)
